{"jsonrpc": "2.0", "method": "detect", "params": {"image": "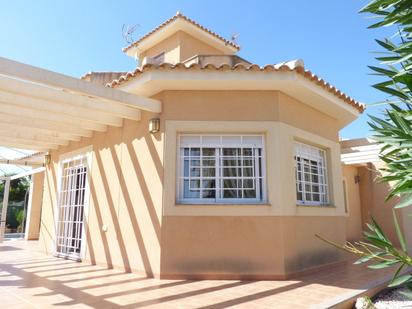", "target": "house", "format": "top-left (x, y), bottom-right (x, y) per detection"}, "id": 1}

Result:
top-left (3, 12), bottom-right (405, 280)
top-left (341, 138), bottom-right (412, 249)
